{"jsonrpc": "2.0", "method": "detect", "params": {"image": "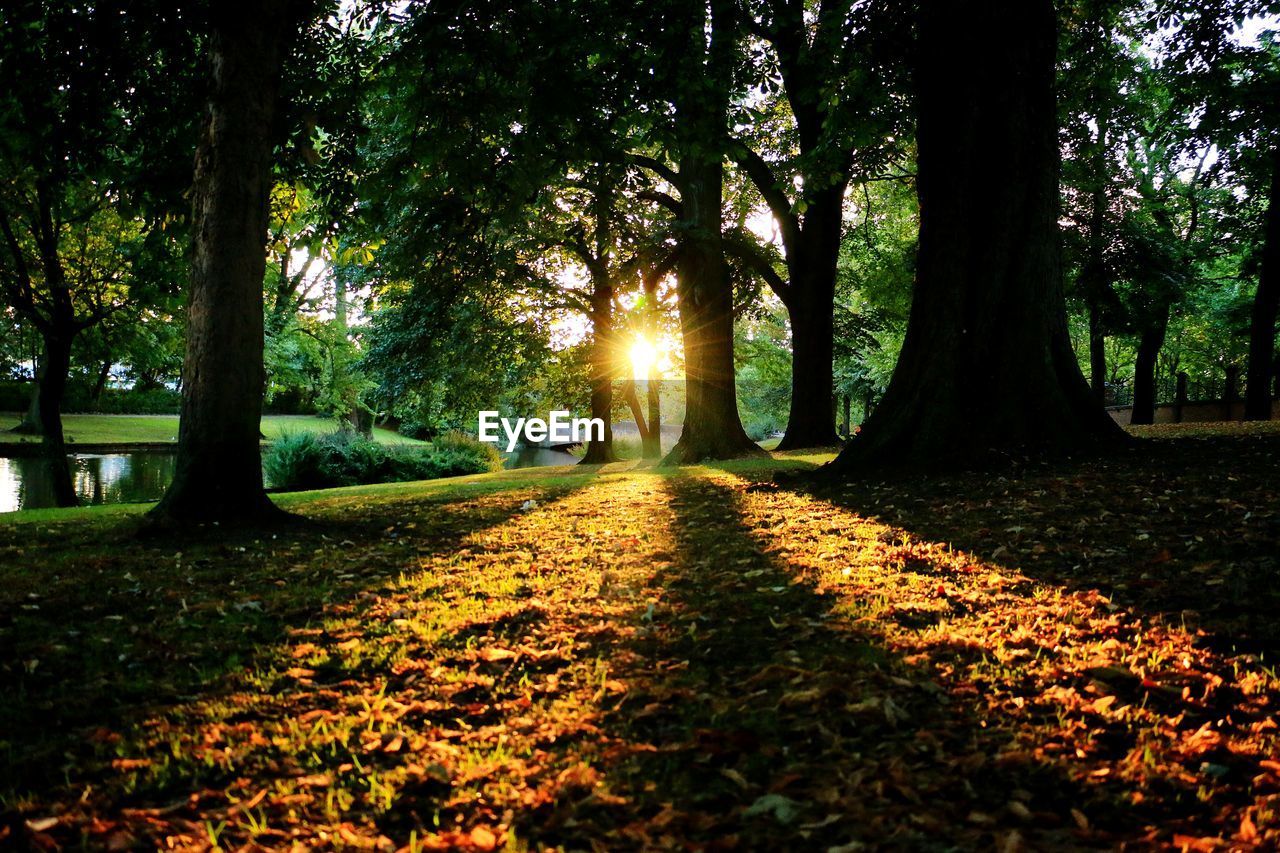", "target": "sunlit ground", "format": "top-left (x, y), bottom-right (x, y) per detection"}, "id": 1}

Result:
top-left (1, 426), bottom-right (1278, 849)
